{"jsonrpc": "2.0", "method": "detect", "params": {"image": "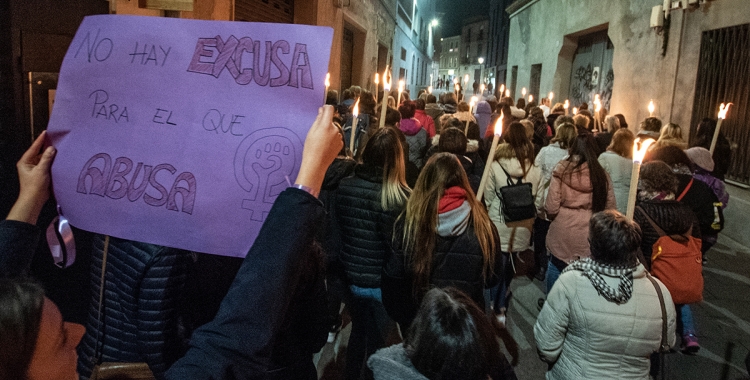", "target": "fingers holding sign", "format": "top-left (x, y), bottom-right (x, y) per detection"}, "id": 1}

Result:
top-left (295, 105), bottom-right (343, 197)
top-left (7, 131), bottom-right (56, 224)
